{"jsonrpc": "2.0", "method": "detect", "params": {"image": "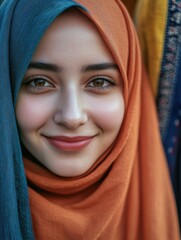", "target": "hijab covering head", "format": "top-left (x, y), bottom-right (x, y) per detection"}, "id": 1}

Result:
top-left (0, 0), bottom-right (84, 239)
top-left (0, 0), bottom-right (180, 239)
